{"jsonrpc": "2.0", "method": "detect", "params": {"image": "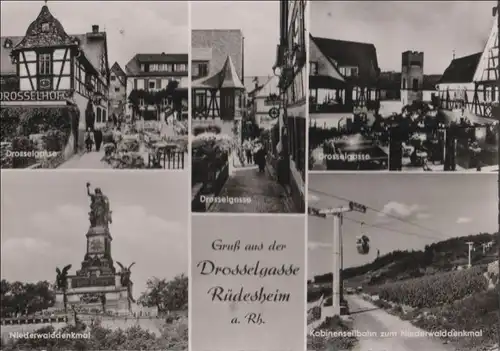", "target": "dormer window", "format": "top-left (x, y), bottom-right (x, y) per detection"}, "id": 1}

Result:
top-left (41, 22), bottom-right (50, 32)
top-left (4, 39), bottom-right (12, 48)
